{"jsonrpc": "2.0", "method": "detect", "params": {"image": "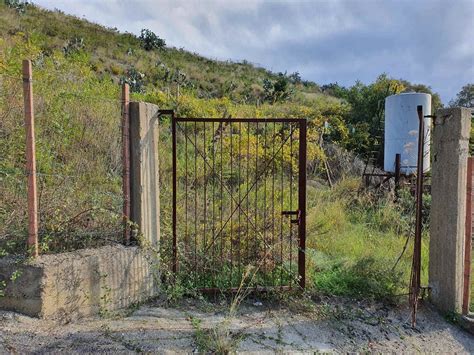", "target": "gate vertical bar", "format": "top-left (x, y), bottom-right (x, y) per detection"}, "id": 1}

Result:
top-left (22, 59), bottom-right (38, 257)
top-left (289, 124), bottom-right (294, 286)
top-left (172, 113), bottom-right (178, 273)
top-left (298, 119), bottom-right (307, 289)
top-left (194, 121), bottom-right (198, 282)
top-left (463, 156), bottom-right (473, 314)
